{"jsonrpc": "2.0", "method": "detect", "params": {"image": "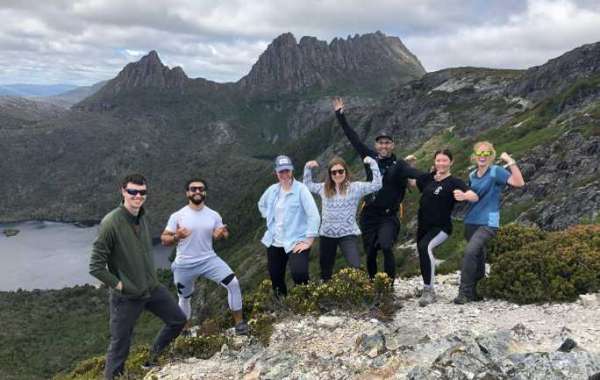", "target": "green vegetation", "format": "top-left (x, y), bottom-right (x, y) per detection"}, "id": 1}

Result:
top-left (56, 268), bottom-right (396, 379)
top-left (481, 224), bottom-right (600, 304)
